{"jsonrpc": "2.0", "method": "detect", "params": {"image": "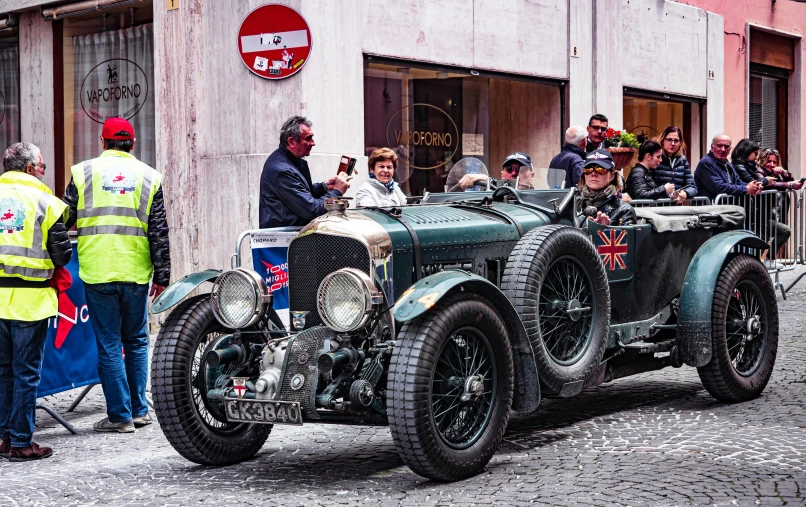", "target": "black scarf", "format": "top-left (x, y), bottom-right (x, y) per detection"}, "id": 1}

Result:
top-left (579, 184), bottom-right (618, 210)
